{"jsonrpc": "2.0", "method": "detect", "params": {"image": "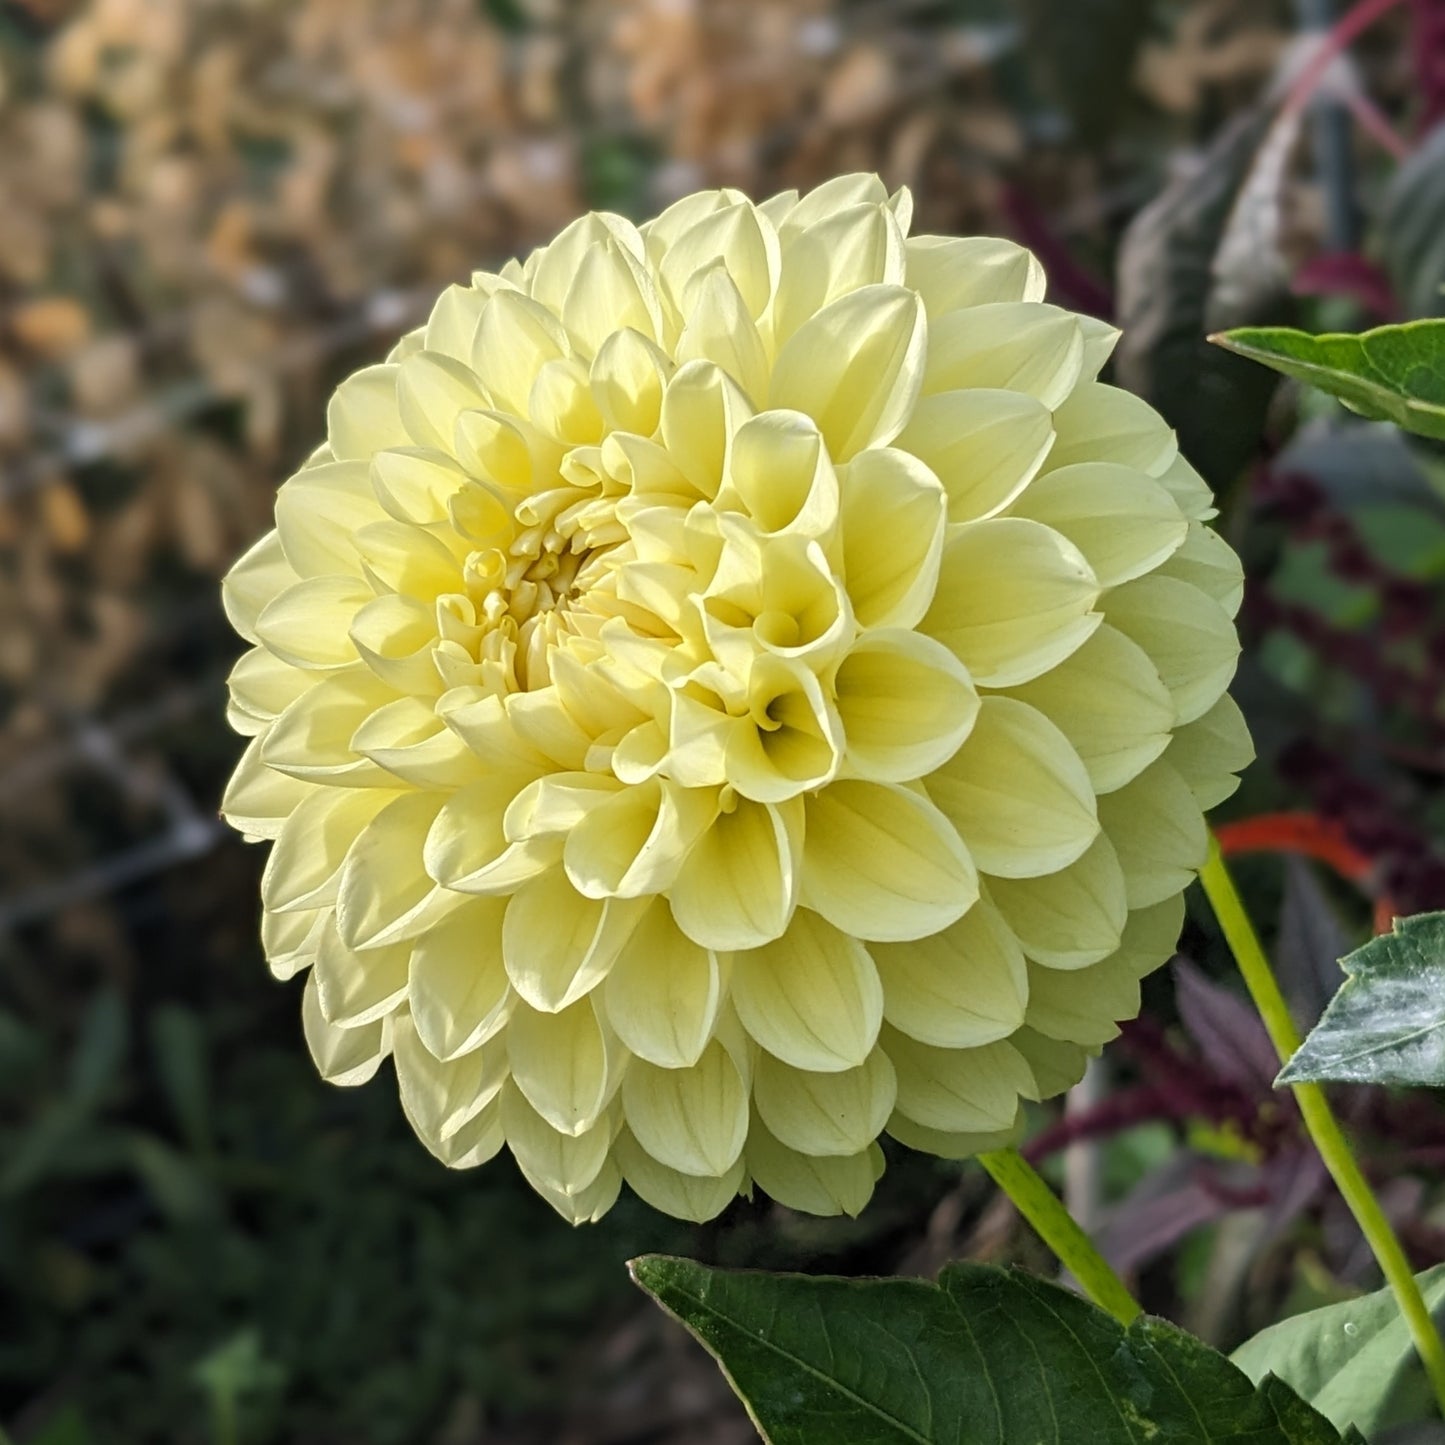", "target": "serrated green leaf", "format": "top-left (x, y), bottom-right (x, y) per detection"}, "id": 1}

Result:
top-left (1233, 1265), bottom-right (1445, 1435)
top-left (1278, 911), bottom-right (1445, 1087)
top-left (631, 1255), bottom-right (1345, 1443)
top-left (1211, 321), bottom-right (1445, 440)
